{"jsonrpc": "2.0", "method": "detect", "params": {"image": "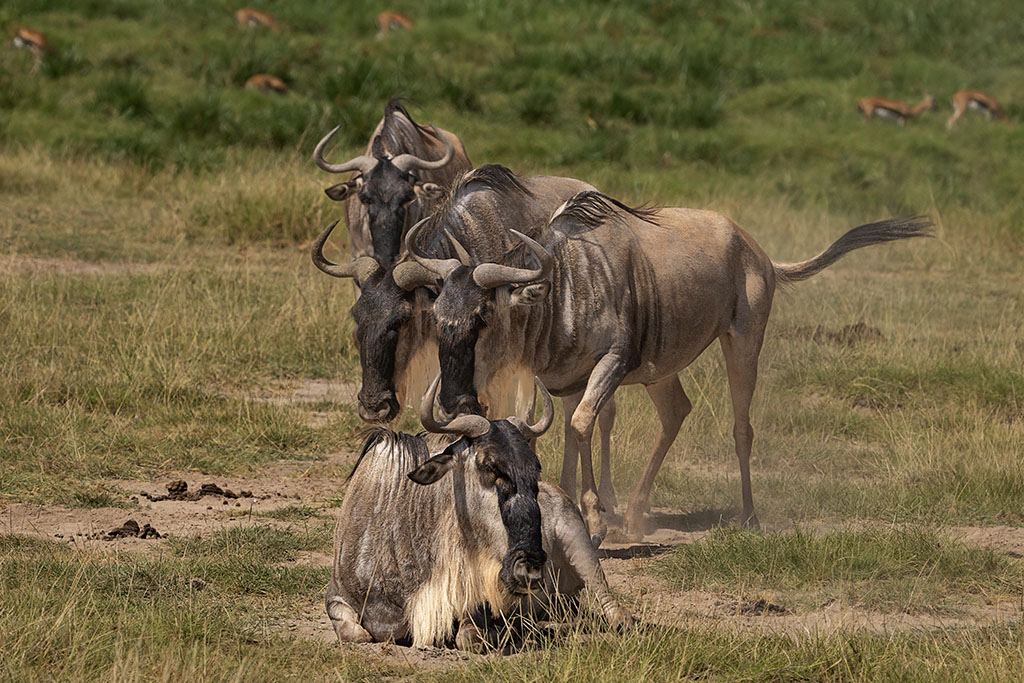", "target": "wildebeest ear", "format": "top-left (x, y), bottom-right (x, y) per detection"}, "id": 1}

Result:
top-left (510, 282), bottom-right (550, 307)
top-left (413, 181), bottom-right (444, 199)
top-left (408, 451), bottom-right (456, 485)
top-left (325, 180), bottom-right (358, 201)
